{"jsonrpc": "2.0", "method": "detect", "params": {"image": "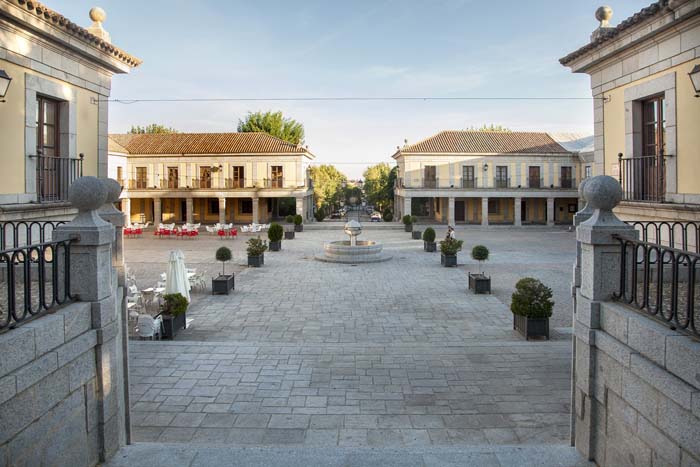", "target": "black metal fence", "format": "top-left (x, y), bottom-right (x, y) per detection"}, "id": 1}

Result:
top-left (33, 153), bottom-right (84, 203)
top-left (618, 153), bottom-right (665, 203)
top-left (0, 221), bottom-right (67, 250)
top-left (613, 235), bottom-right (699, 338)
top-left (625, 221), bottom-right (699, 254)
top-left (0, 239), bottom-right (73, 332)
